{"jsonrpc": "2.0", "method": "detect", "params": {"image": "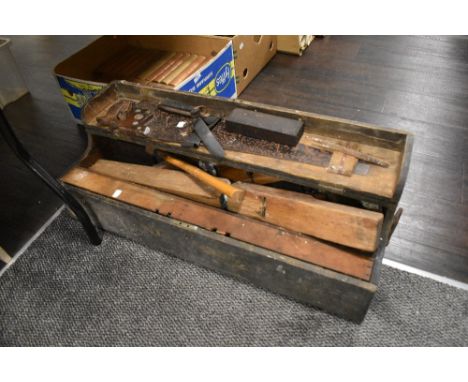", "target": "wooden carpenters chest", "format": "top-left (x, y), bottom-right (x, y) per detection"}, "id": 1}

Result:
top-left (61, 81), bottom-right (413, 323)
